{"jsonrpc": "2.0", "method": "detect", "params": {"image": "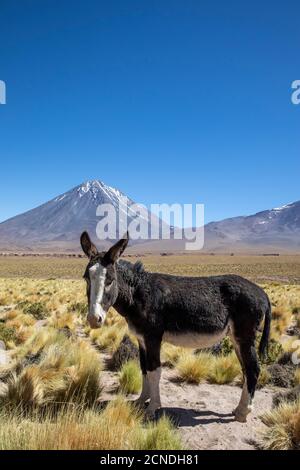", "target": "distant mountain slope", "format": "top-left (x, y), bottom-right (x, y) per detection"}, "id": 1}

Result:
top-left (0, 180), bottom-right (166, 252)
top-left (128, 201), bottom-right (300, 253)
top-left (203, 201), bottom-right (300, 252)
top-left (0, 180), bottom-right (299, 253)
